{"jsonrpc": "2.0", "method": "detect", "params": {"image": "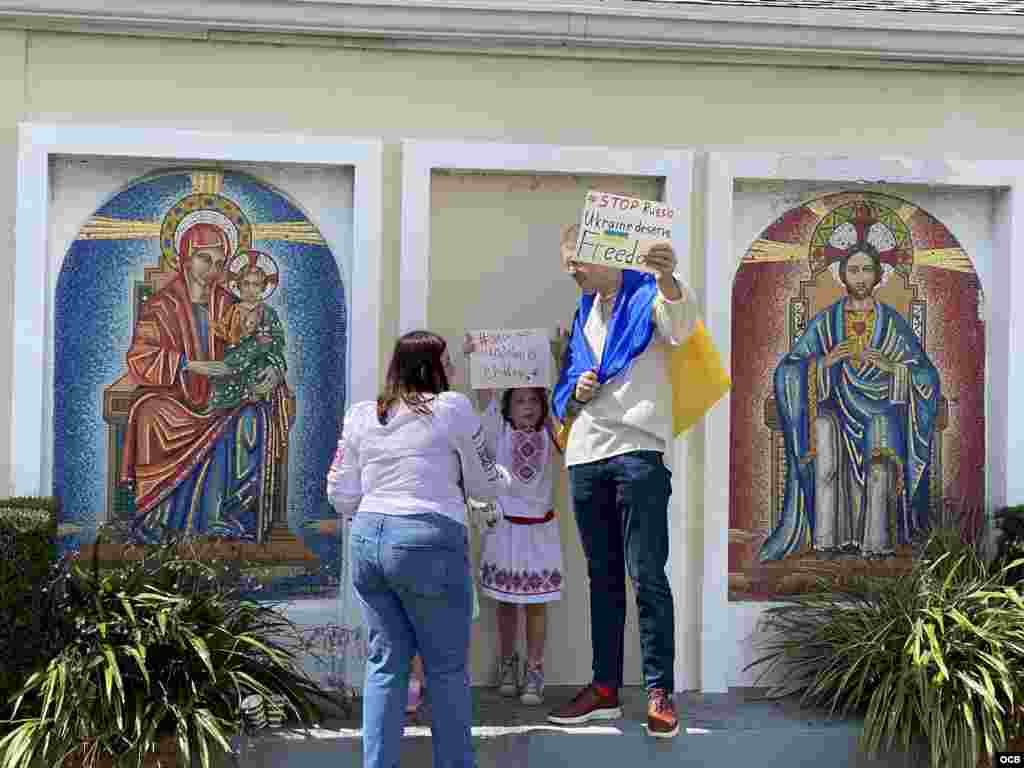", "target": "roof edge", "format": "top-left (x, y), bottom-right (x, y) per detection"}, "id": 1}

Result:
top-left (3, 0), bottom-right (1024, 66)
